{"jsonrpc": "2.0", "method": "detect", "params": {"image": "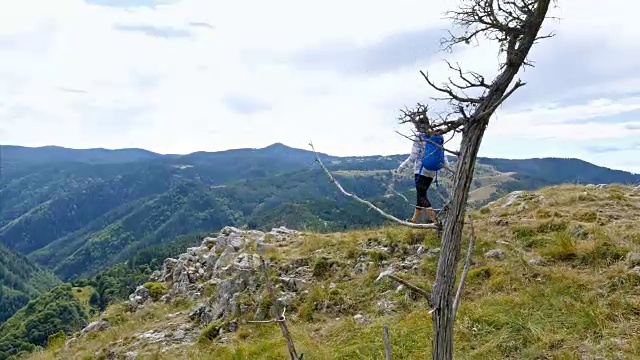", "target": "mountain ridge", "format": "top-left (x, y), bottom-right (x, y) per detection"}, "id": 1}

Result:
top-left (1, 143), bottom-right (639, 284)
top-left (3, 143), bottom-right (638, 176)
